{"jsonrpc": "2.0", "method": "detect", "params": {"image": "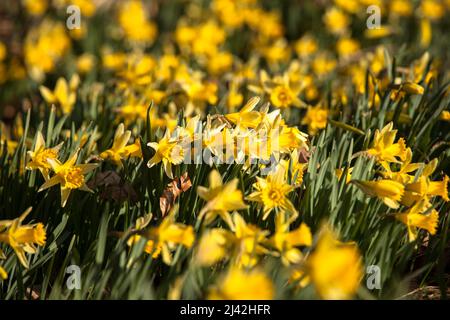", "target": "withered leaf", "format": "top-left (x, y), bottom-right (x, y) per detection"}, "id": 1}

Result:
top-left (160, 172), bottom-right (192, 216)
top-left (88, 171), bottom-right (138, 203)
top-left (88, 171), bottom-right (122, 187)
top-left (298, 147), bottom-right (311, 164)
